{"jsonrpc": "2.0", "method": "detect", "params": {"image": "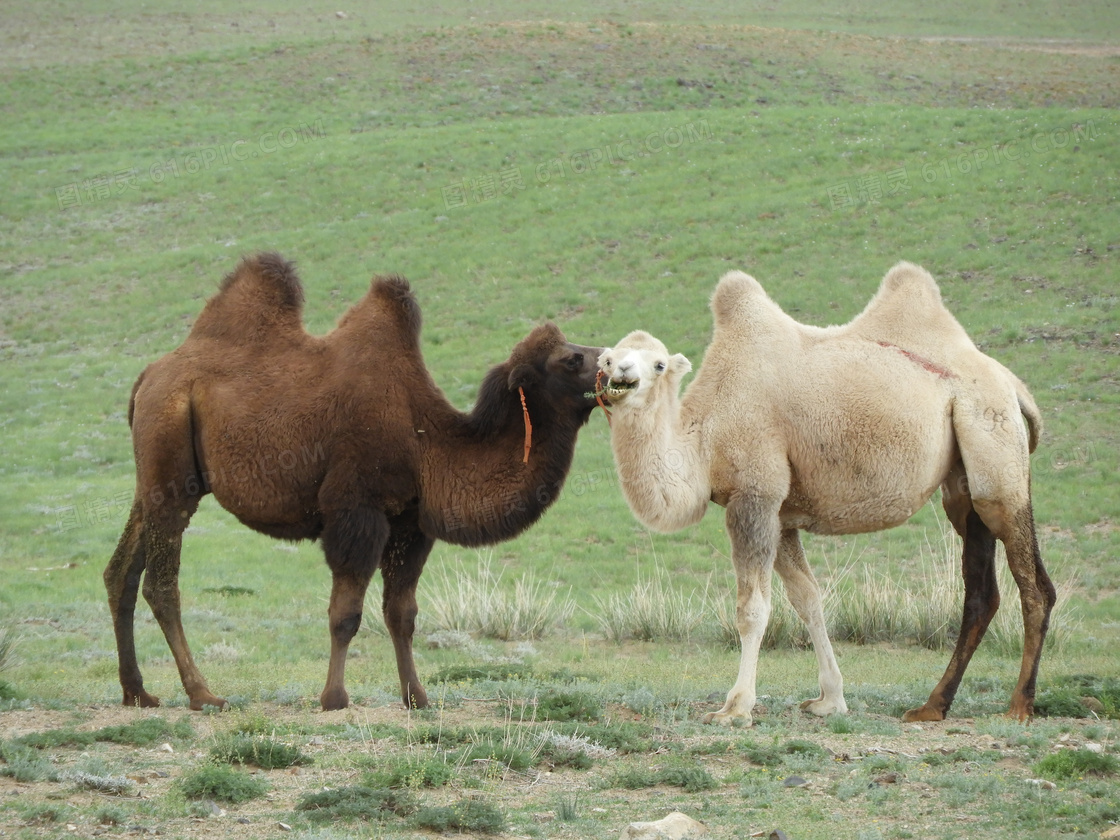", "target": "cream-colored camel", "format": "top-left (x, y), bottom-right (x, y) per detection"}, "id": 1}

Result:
top-left (598, 262), bottom-right (1055, 726)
